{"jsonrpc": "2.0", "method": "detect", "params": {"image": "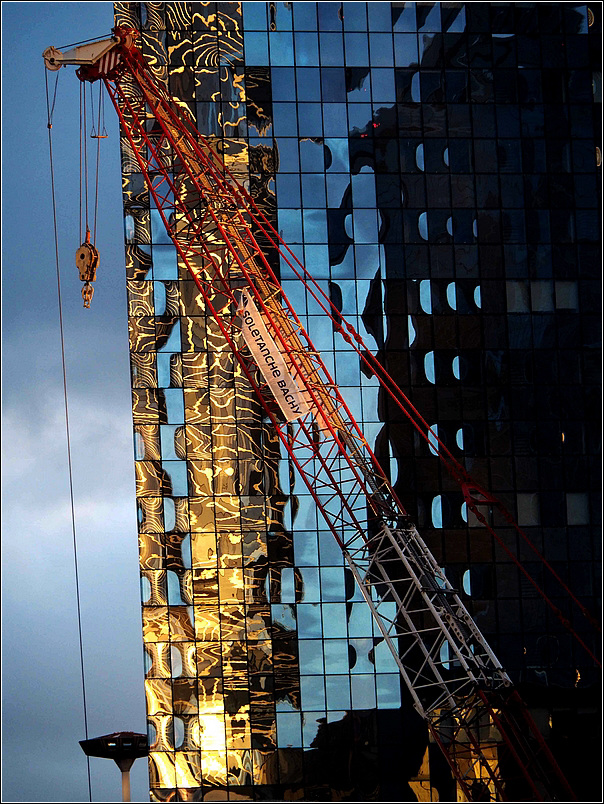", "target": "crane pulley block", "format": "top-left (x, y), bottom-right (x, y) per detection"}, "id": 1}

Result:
top-left (76, 233), bottom-right (99, 308)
